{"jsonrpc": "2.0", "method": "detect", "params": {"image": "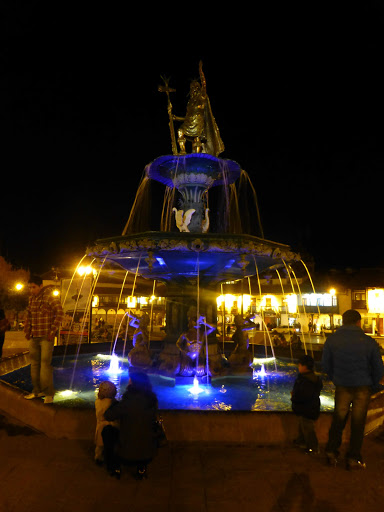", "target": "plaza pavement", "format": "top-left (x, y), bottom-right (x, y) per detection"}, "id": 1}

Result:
top-left (1, 410), bottom-right (384, 512)
top-left (2, 331), bottom-right (384, 511)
